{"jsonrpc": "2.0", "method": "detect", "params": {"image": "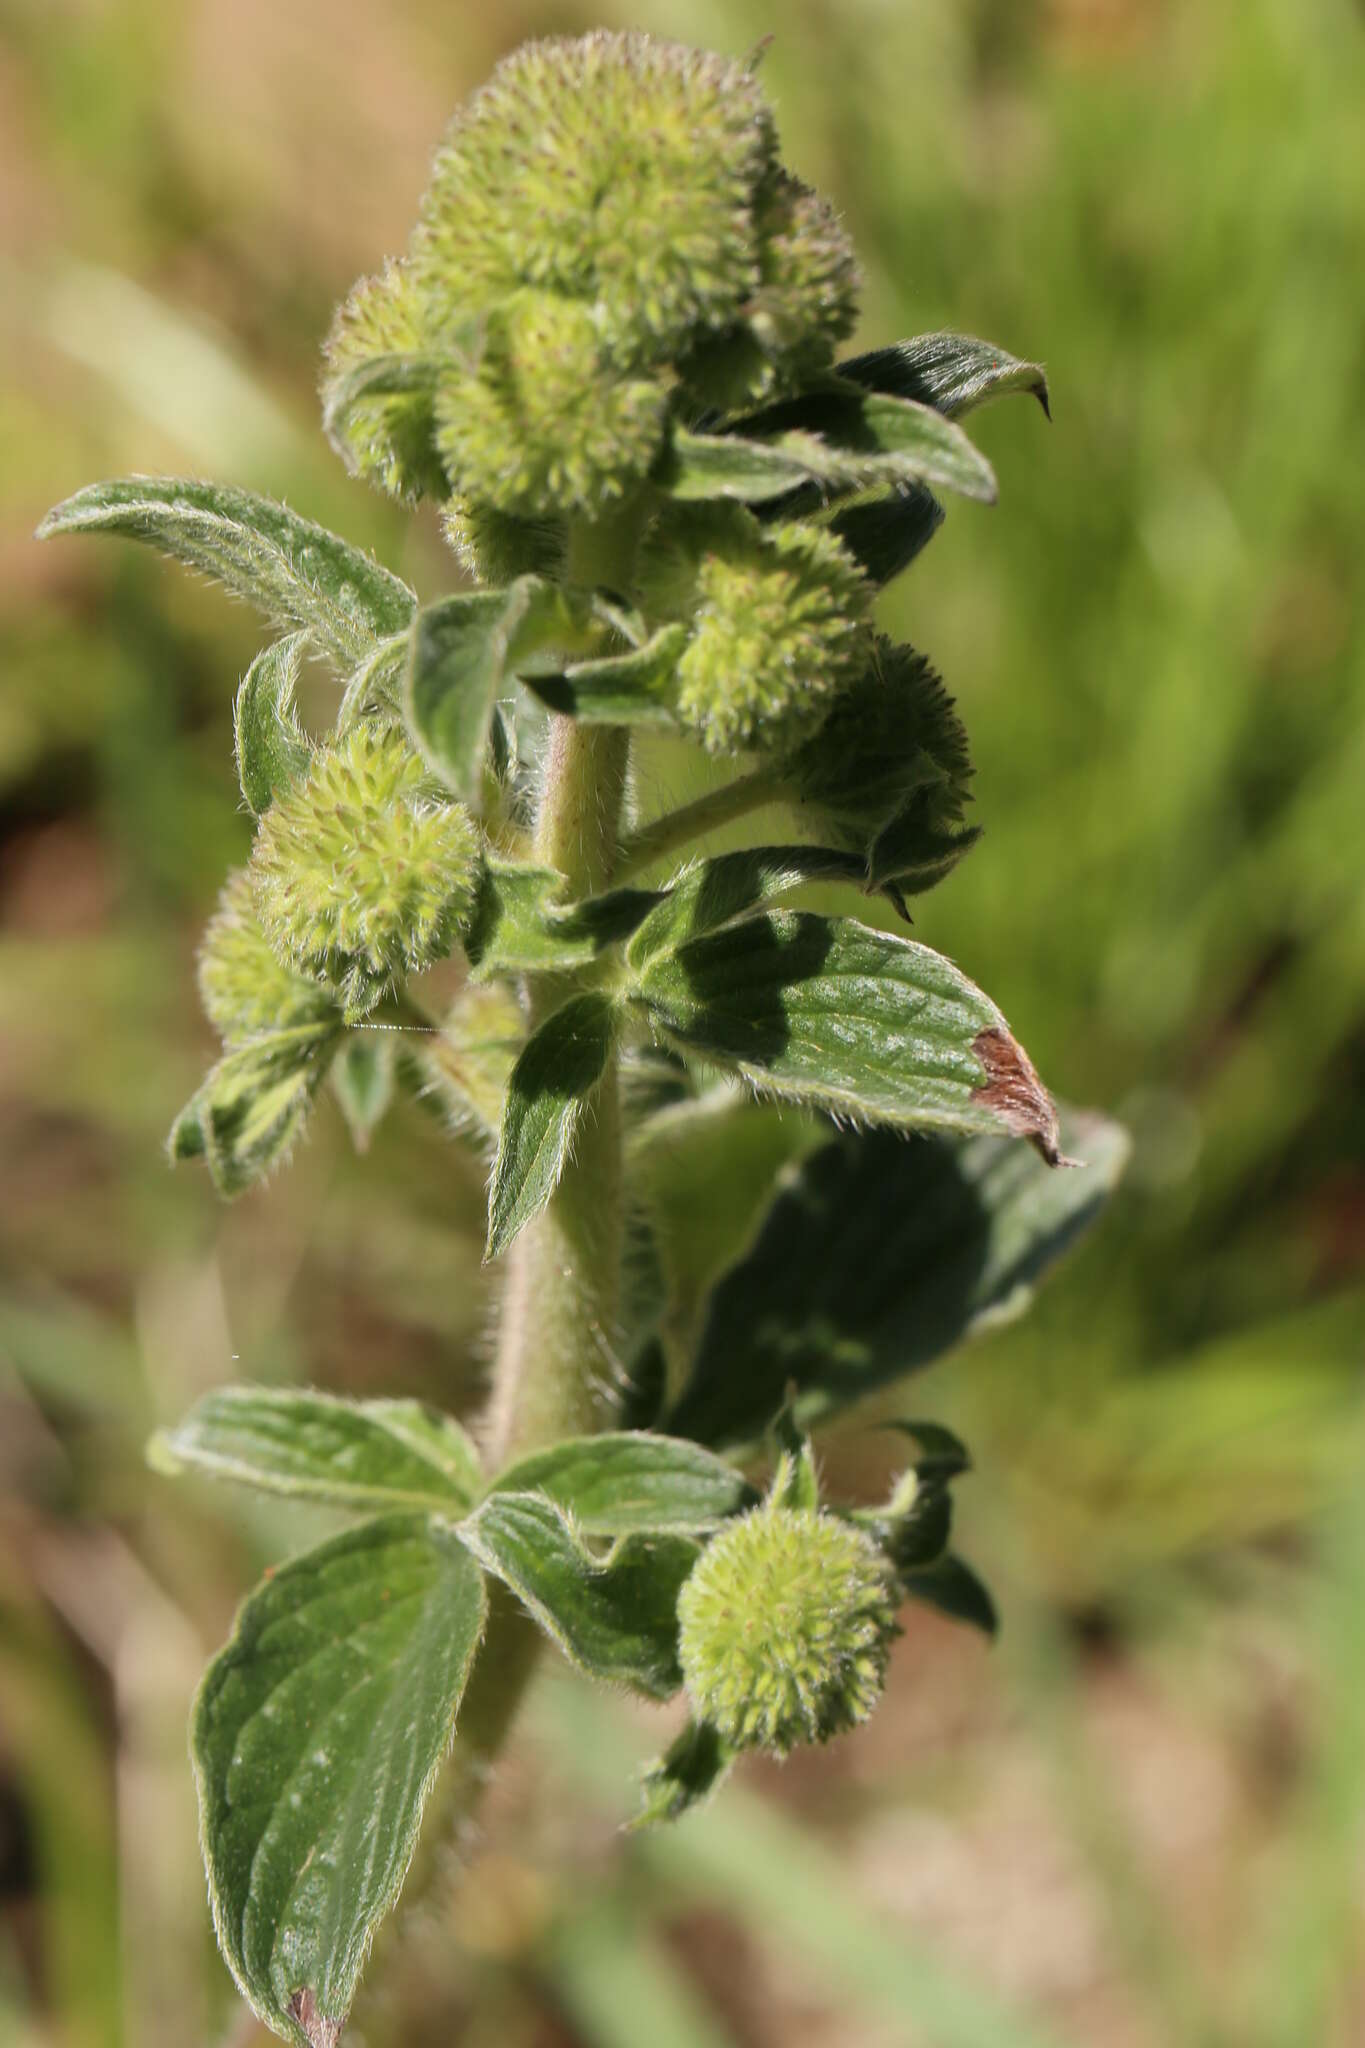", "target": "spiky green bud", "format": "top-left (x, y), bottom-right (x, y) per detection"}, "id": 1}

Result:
top-left (323, 260), bottom-right (446, 502)
top-left (781, 637), bottom-right (979, 893)
top-left (680, 170), bottom-right (860, 413)
top-left (677, 1503), bottom-right (899, 1756)
top-left (411, 33), bottom-right (771, 359)
top-left (249, 728), bottom-right (480, 1018)
top-left (433, 293), bottom-right (669, 517)
top-left (197, 868), bottom-right (339, 1042)
top-left (663, 510), bottom-right (872, 754)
